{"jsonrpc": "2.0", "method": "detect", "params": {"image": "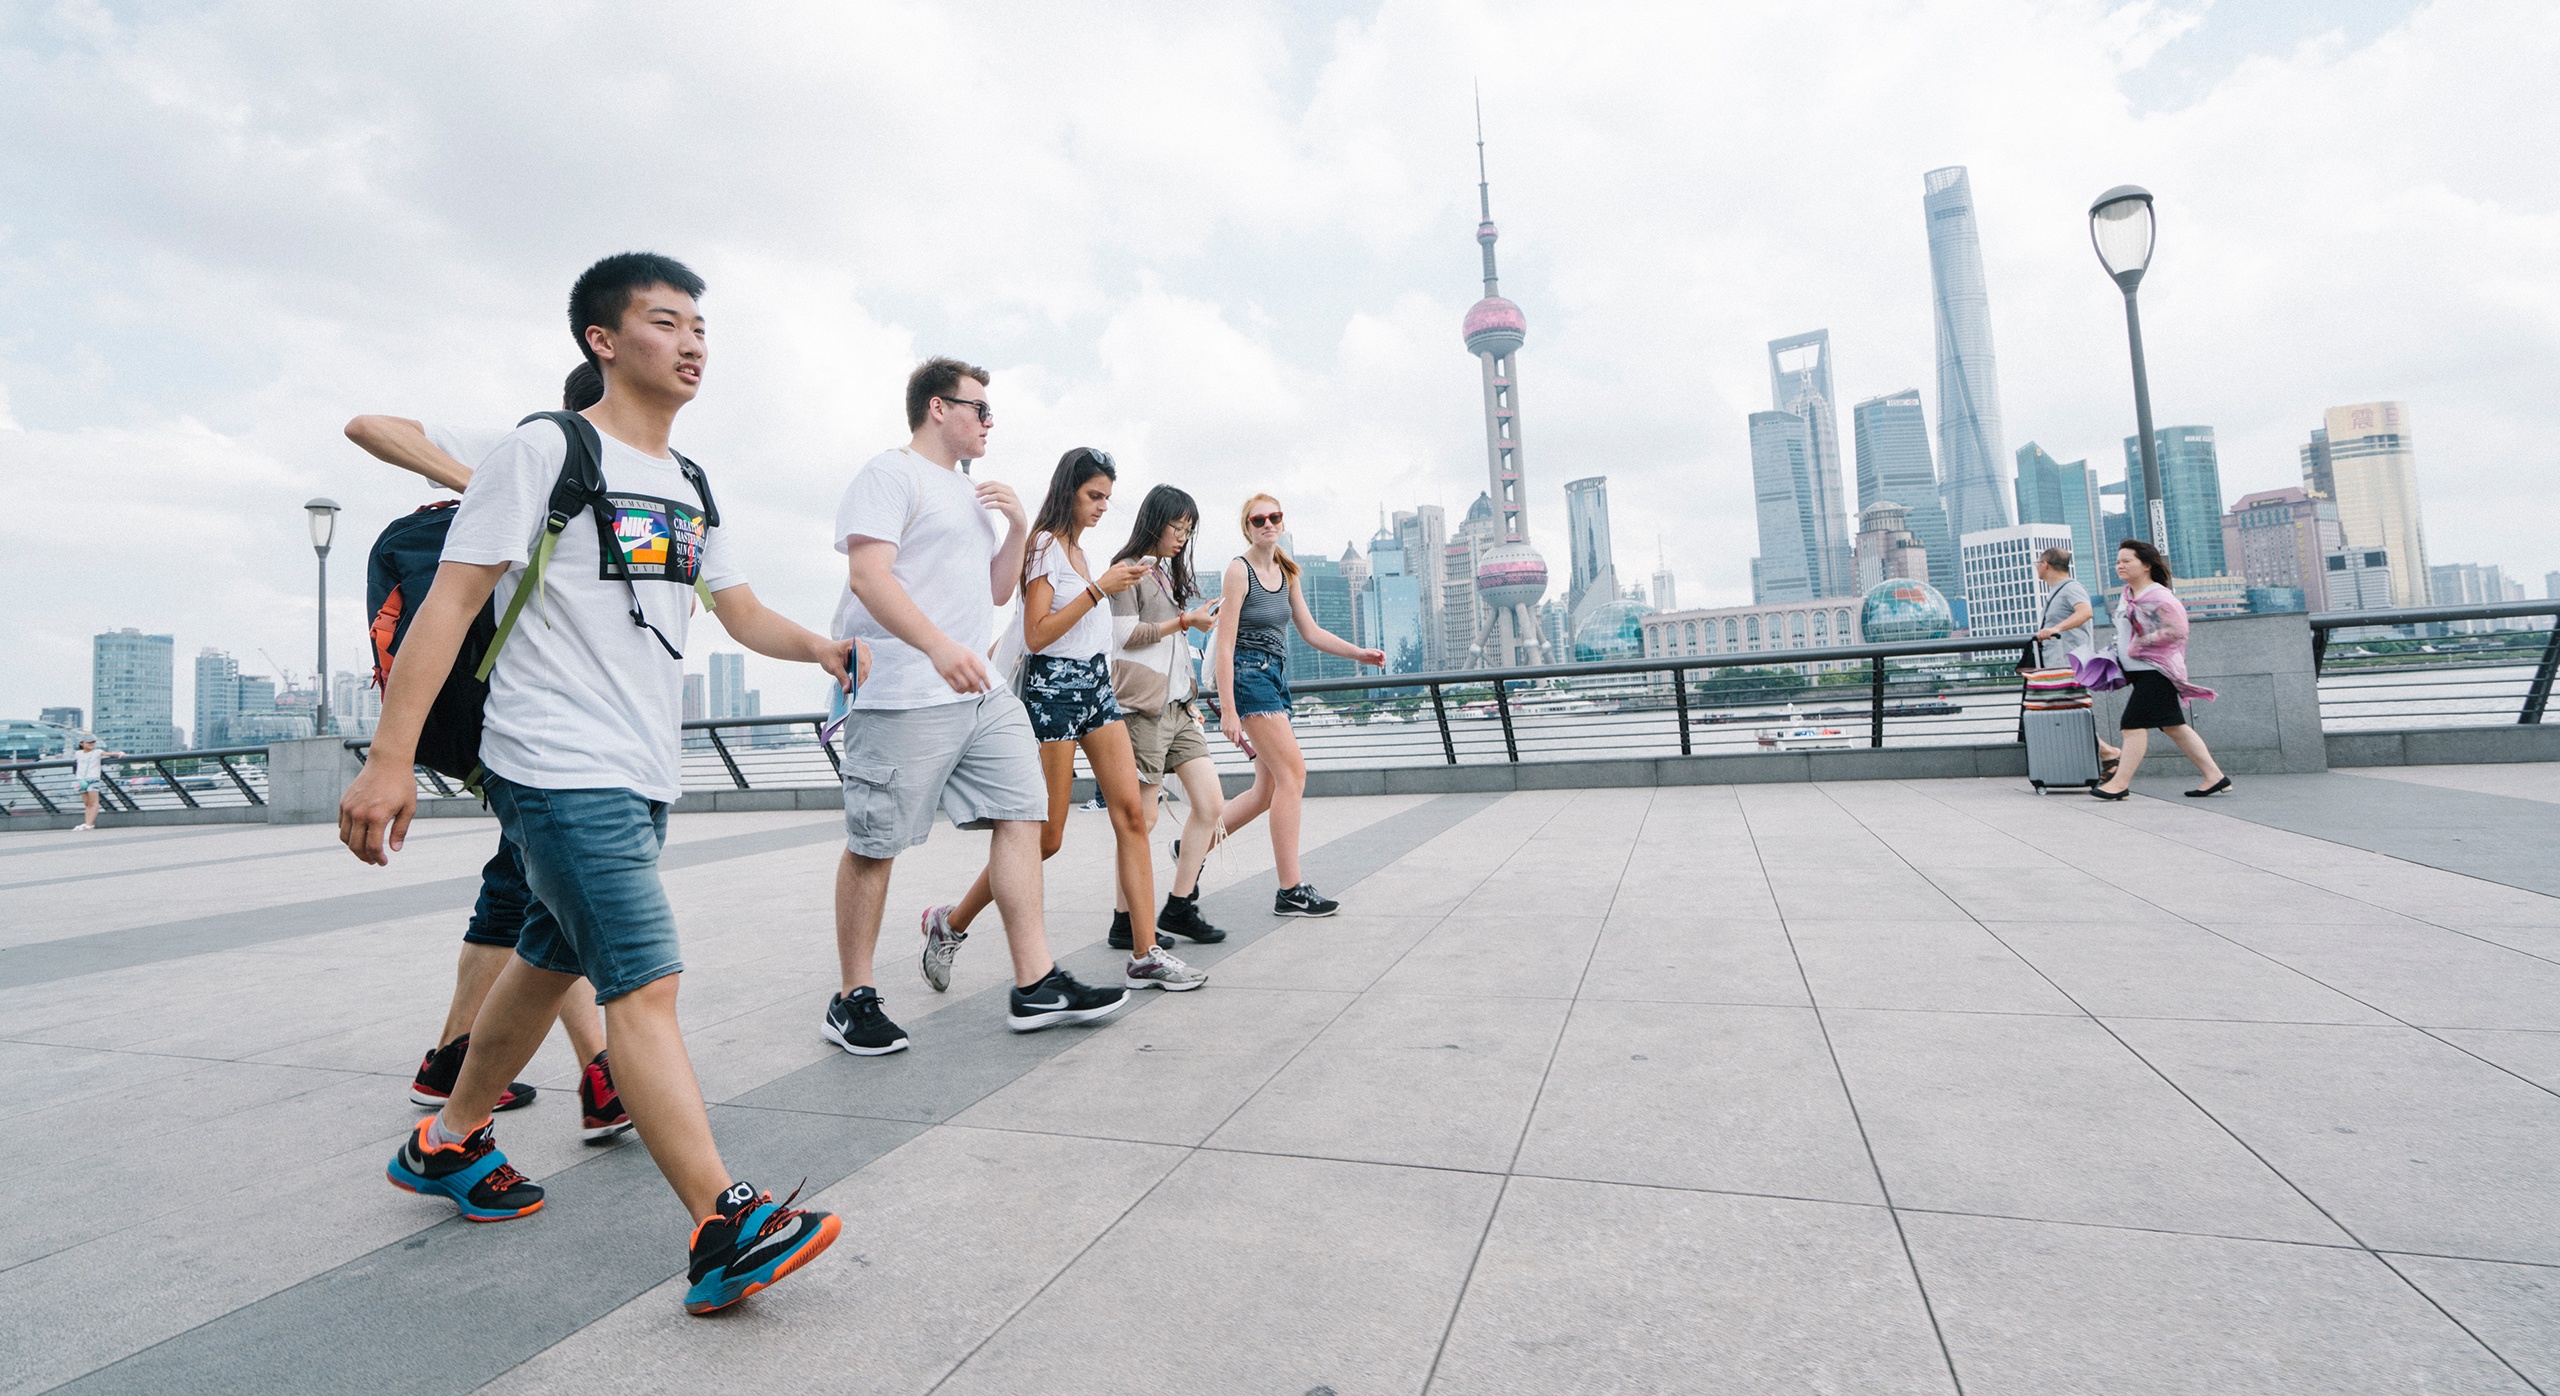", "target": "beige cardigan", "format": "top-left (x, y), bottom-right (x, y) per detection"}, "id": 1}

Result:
top-left (1108, 565), bottom-right (1194, 717)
